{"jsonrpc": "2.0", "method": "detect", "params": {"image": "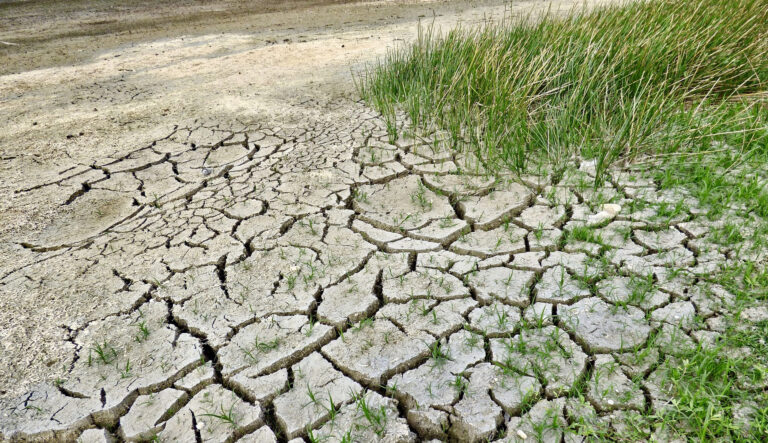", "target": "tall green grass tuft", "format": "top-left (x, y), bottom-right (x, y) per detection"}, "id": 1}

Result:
top-left (359, 0), bottom-right (768, 177)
